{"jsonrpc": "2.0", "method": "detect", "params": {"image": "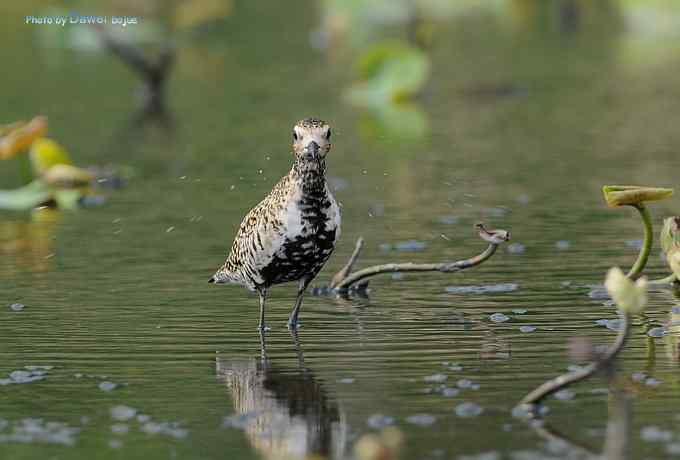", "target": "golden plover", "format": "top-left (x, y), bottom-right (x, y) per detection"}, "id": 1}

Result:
top-left (209, 118), bottom-right (341, 331)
